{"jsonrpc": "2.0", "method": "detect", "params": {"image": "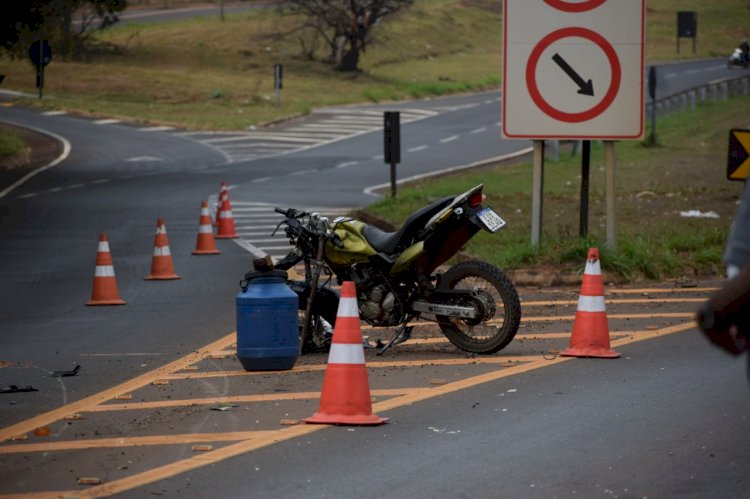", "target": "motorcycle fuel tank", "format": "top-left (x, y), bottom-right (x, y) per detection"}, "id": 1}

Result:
top-left (326, 218), bottom-right (377, 265)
